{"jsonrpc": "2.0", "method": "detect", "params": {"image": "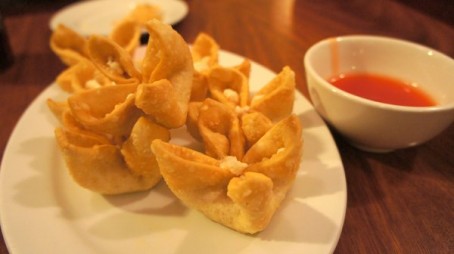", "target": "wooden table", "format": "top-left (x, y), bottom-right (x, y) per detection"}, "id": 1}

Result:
top-left (1, 0), bottom-right (453, 253)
